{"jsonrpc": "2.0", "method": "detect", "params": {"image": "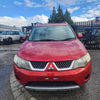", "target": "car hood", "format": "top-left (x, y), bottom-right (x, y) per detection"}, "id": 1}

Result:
top-left (17, 40), bottom-right (87, 61)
